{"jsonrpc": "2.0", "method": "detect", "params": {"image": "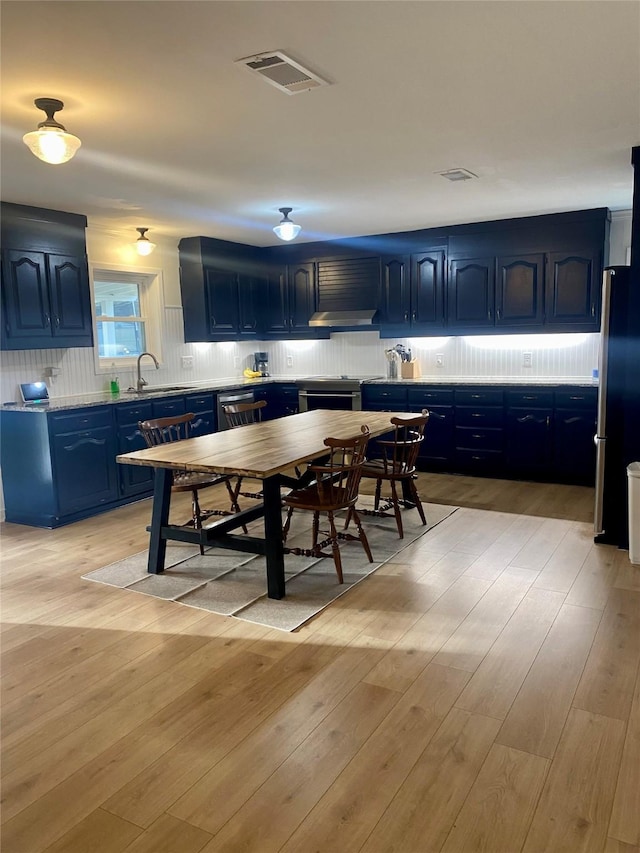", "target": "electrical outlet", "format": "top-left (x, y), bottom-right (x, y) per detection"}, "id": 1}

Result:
top-left (181, 355), bottom-right (194, 370)
top-left (523, 351), bottom-right (533, 368)
top-left (287, 355), bottom-right (294, 368)
top-left (233, 356), bottom-right (240, 368)
top-left (435, 353), bottom-right (444, 367)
